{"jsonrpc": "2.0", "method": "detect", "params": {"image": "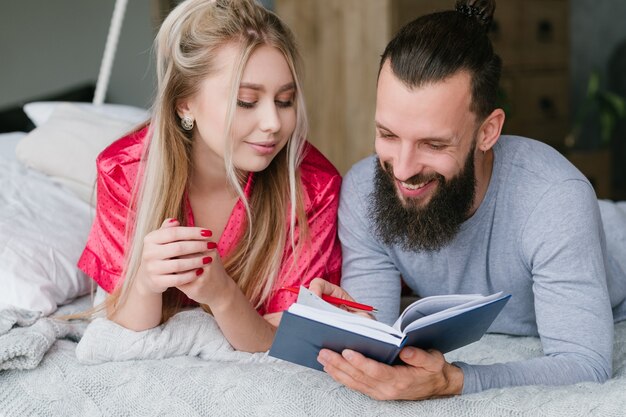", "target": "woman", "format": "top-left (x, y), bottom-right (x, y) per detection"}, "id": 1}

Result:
top-left (77, 0), bottom-right (341, 352)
